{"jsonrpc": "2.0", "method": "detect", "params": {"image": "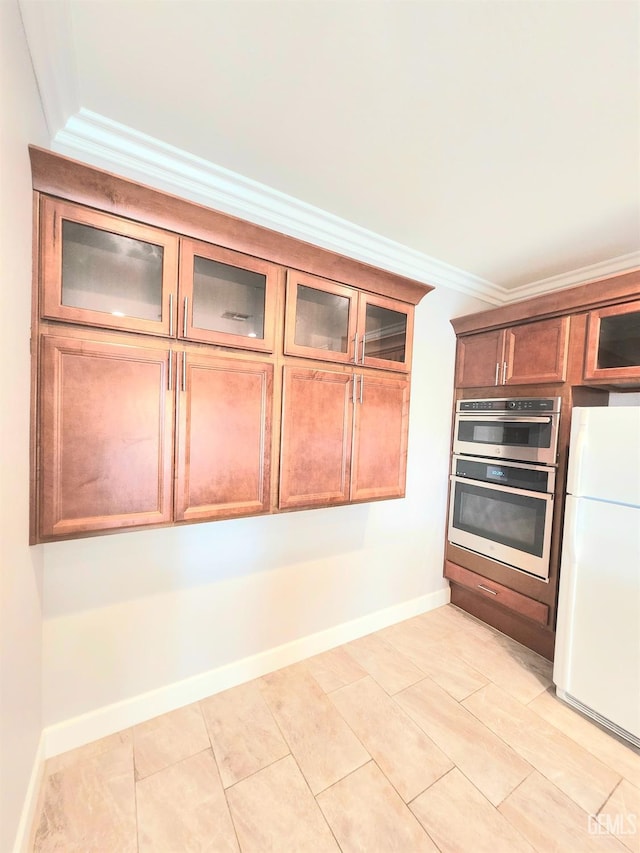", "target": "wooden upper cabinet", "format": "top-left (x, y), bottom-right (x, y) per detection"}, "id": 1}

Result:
top-left (284, 271), bottom-right (358, 365)
top-left (174, 353), bottom-right (273, 522)
top-left (40, 197), bottom-right (179, 336)
top-left (279, 365), bottom-right (409, 510)
top-left (279, 367), bottom-right (354, 508)
top-left (178, 238), bottom-right (280, 352)
top-left (284, 271), bottom-right (413, 372)
top-left (358, 292), bottom-right (414, 372)
top-left (38, 333), bottom-right (175, 539)
top-left (584, 300), bottom-right (640, 383)
top-left (351, 372), bottom-right (409, 501)
top-left (504, 316), bottom-right (569, 385)
top-left (455, 317), bottom-right (569, 389)
top-left (455, 329), bottom-right (504, 388)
